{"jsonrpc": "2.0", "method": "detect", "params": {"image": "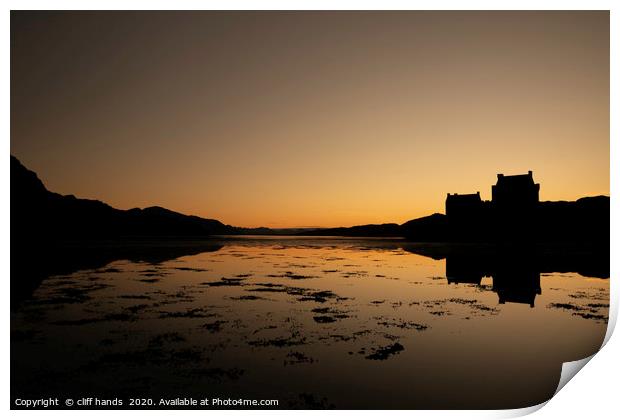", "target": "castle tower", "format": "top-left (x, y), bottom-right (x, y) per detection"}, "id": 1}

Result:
top-left (491, 170), bottom-right (540, 211)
